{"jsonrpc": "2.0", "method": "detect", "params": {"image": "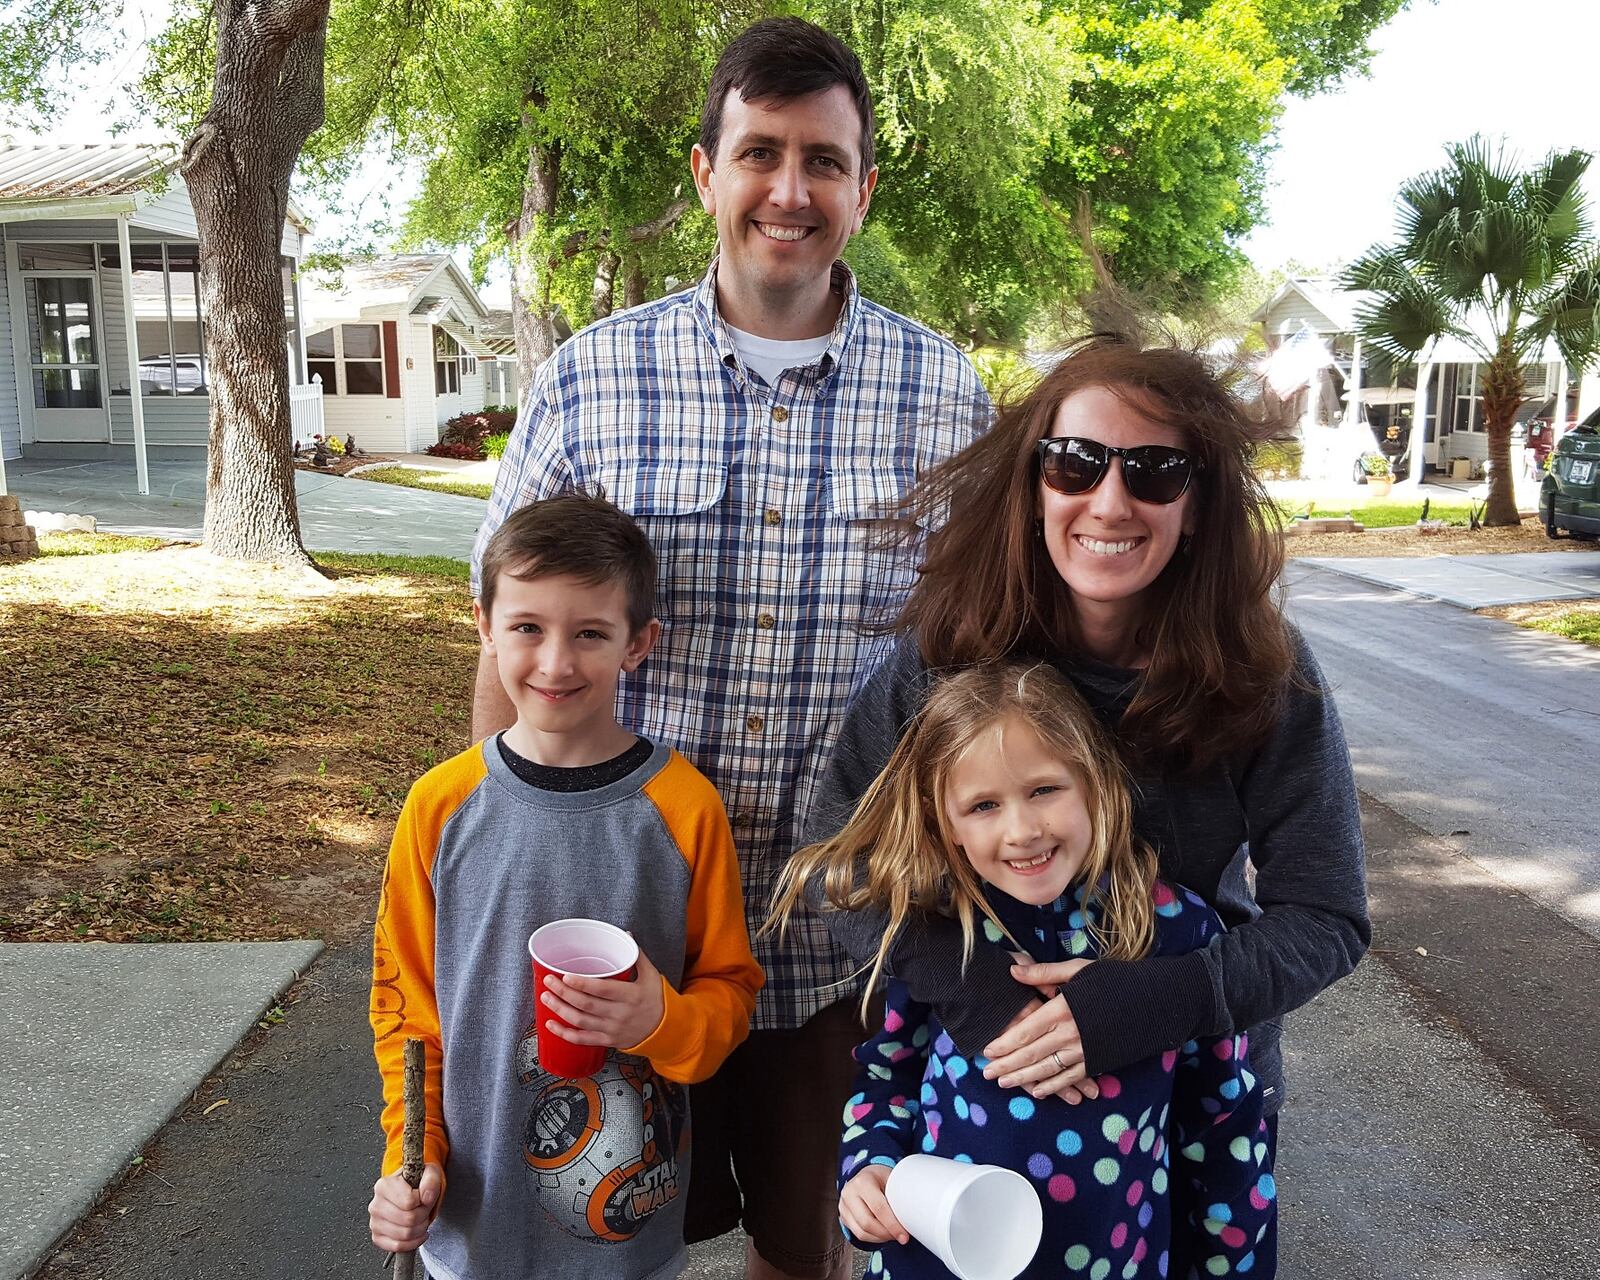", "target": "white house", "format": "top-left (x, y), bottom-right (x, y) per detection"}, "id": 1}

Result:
top-left (300, 255), bottom-right (512, 454)
top-left (1252, 276), bottom-right (1598, 479)
top-left (0, 143), bottom-right (320, 494)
